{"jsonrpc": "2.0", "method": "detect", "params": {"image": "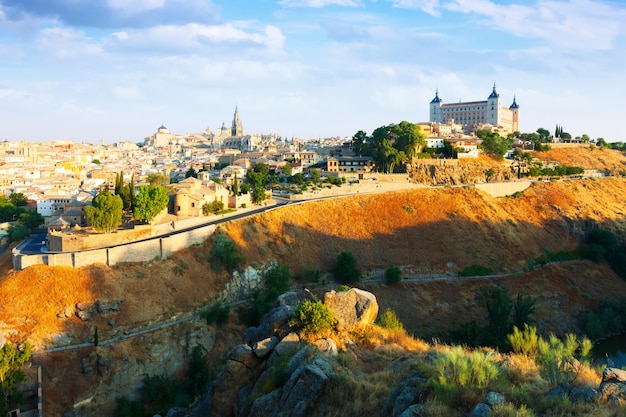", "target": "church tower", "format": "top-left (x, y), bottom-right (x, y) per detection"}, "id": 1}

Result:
top-left (231, 106), bottom-right (243, 137)
top-left (486, 83), bottom-right (501, 127)
top-left (429, 89), bottom-right (443, 123)
top-left (509, 96), bottom-right (520, 133)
